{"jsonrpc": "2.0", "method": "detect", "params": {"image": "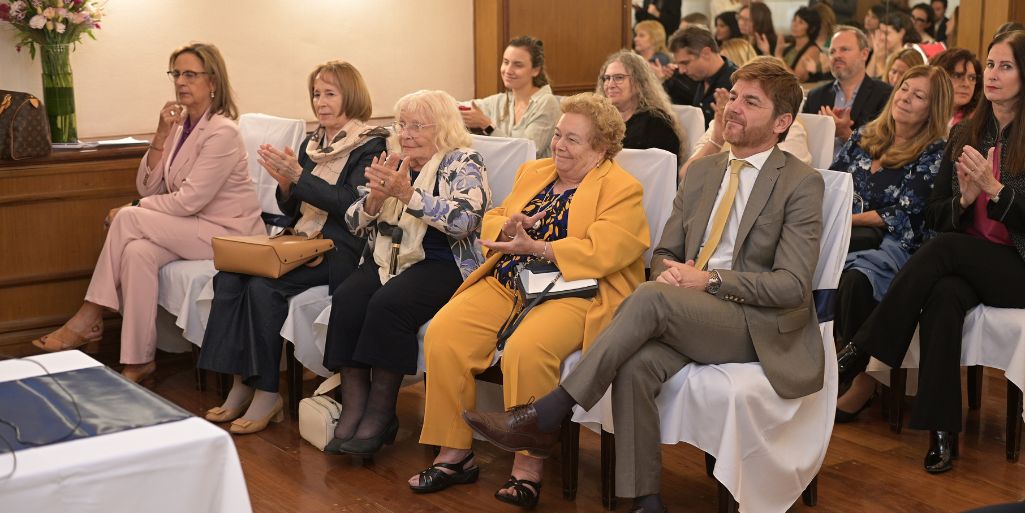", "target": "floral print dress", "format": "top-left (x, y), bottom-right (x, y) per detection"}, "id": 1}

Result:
top-left (493, 181), bottom-right (576, 289)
